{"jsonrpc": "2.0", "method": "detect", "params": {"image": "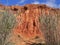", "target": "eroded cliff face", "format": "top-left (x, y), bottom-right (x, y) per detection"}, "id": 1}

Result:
top-left (0, 4), bottom-right (60, 45)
